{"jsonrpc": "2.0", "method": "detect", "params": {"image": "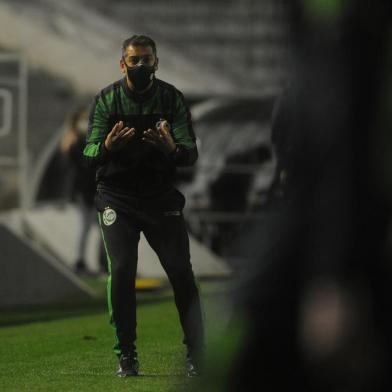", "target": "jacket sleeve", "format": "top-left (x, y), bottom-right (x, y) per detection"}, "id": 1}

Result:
top-left (83, 93), bottom-right (112, 169)
top-left (170, 89), bottom-right (198, 167)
